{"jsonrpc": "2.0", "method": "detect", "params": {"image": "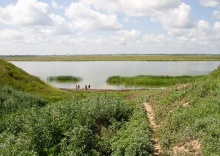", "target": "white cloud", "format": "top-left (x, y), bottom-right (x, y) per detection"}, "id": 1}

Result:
top-left (51, 1), bottom-right (64, 9)
top-left (109, 36), bottom-right (127, 45)
top-left (200, 0), bottom-right (220, 7)
top-left (153, 3), bottom-right (194, 31)
top-left (214, 21), bottom-right (220, 29)
top-left (49, 14), bottom-right (72, 35)
top-left (0, 0), bottom-right (219, 55)
top-left (91, 30), bottom-right (142, 46)
top-left (117, 29), bottom-right (141, 38)
top-left (58, 36), bottom-right (90, 46)
top-left (0, 29), bottom-right (23, 40)
top-left (0, 0), bottom-right (73, 44)
top-left (144, 34), bottom-right (171, 45)
top-left (81, 0), bottom-right (180, 16)
top-left (108, 29), bottom-right (142, 46)
top-left (20, 27), bottom-right (52, 44)
top-left (122, 17), bottom-right (130, 23)
top-left (213, 10), bottom-right (220, 20)
top-left (80, 1), bottom-right (195, 40)
top-left (65, 2), bottom-right (121, 31)
top-left (198, 20), bottom-right (211, 30)
top-left (173, 20), bottom-right (220, 46)
top-left (0, 0), bottom-right (52, 26)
